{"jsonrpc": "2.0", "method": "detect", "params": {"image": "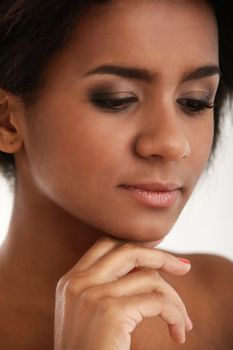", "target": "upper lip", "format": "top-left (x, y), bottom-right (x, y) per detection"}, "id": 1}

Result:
top-left (120, 182), bottom-right (182, 191)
